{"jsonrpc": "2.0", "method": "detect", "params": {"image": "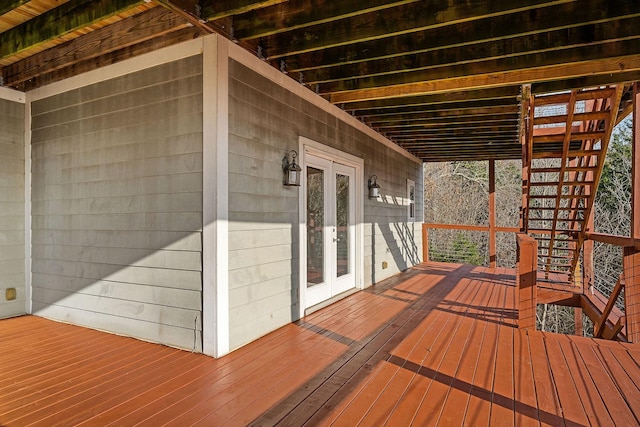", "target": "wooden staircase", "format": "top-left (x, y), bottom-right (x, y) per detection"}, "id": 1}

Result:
top-left (521, 85), bottom-right (623, 285)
